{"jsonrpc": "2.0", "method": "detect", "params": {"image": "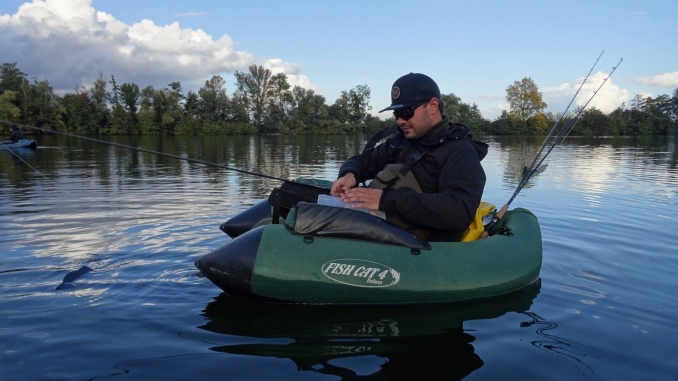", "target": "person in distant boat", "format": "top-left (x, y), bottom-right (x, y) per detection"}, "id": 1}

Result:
top-left (330, 73), bottom-right (488, 242)
top-left (3, 125), bottom-right (25, 144)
